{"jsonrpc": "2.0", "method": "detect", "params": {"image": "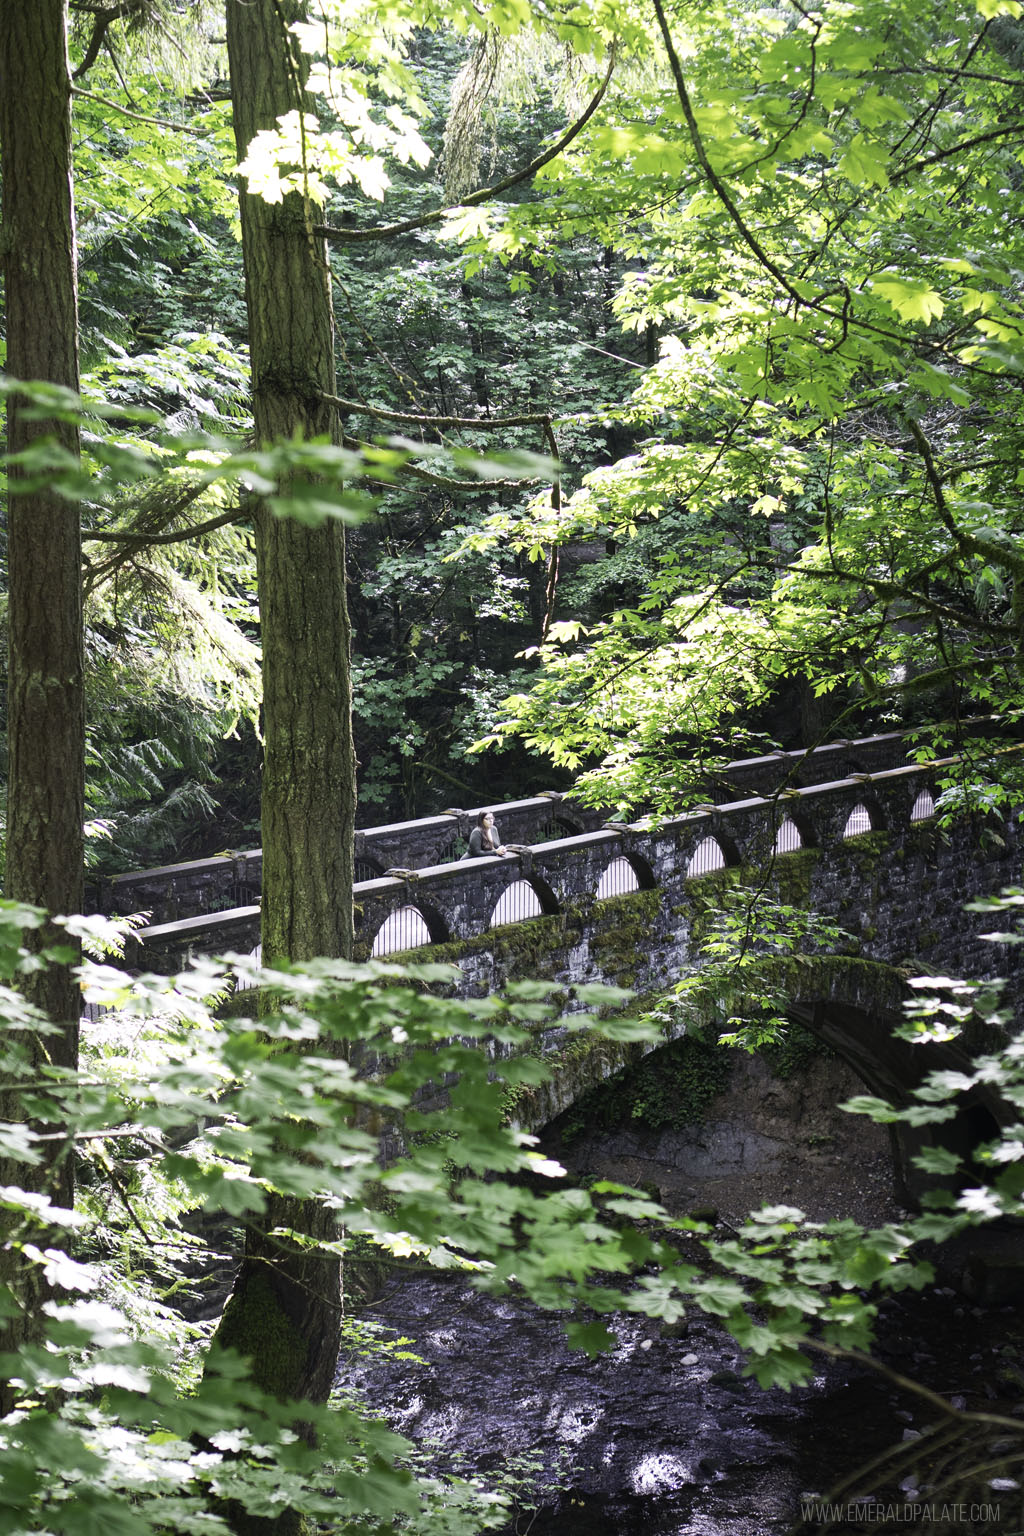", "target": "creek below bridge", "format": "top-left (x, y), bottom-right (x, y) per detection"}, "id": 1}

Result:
top-left (334, 1051), bottom-right (1023, 1535)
